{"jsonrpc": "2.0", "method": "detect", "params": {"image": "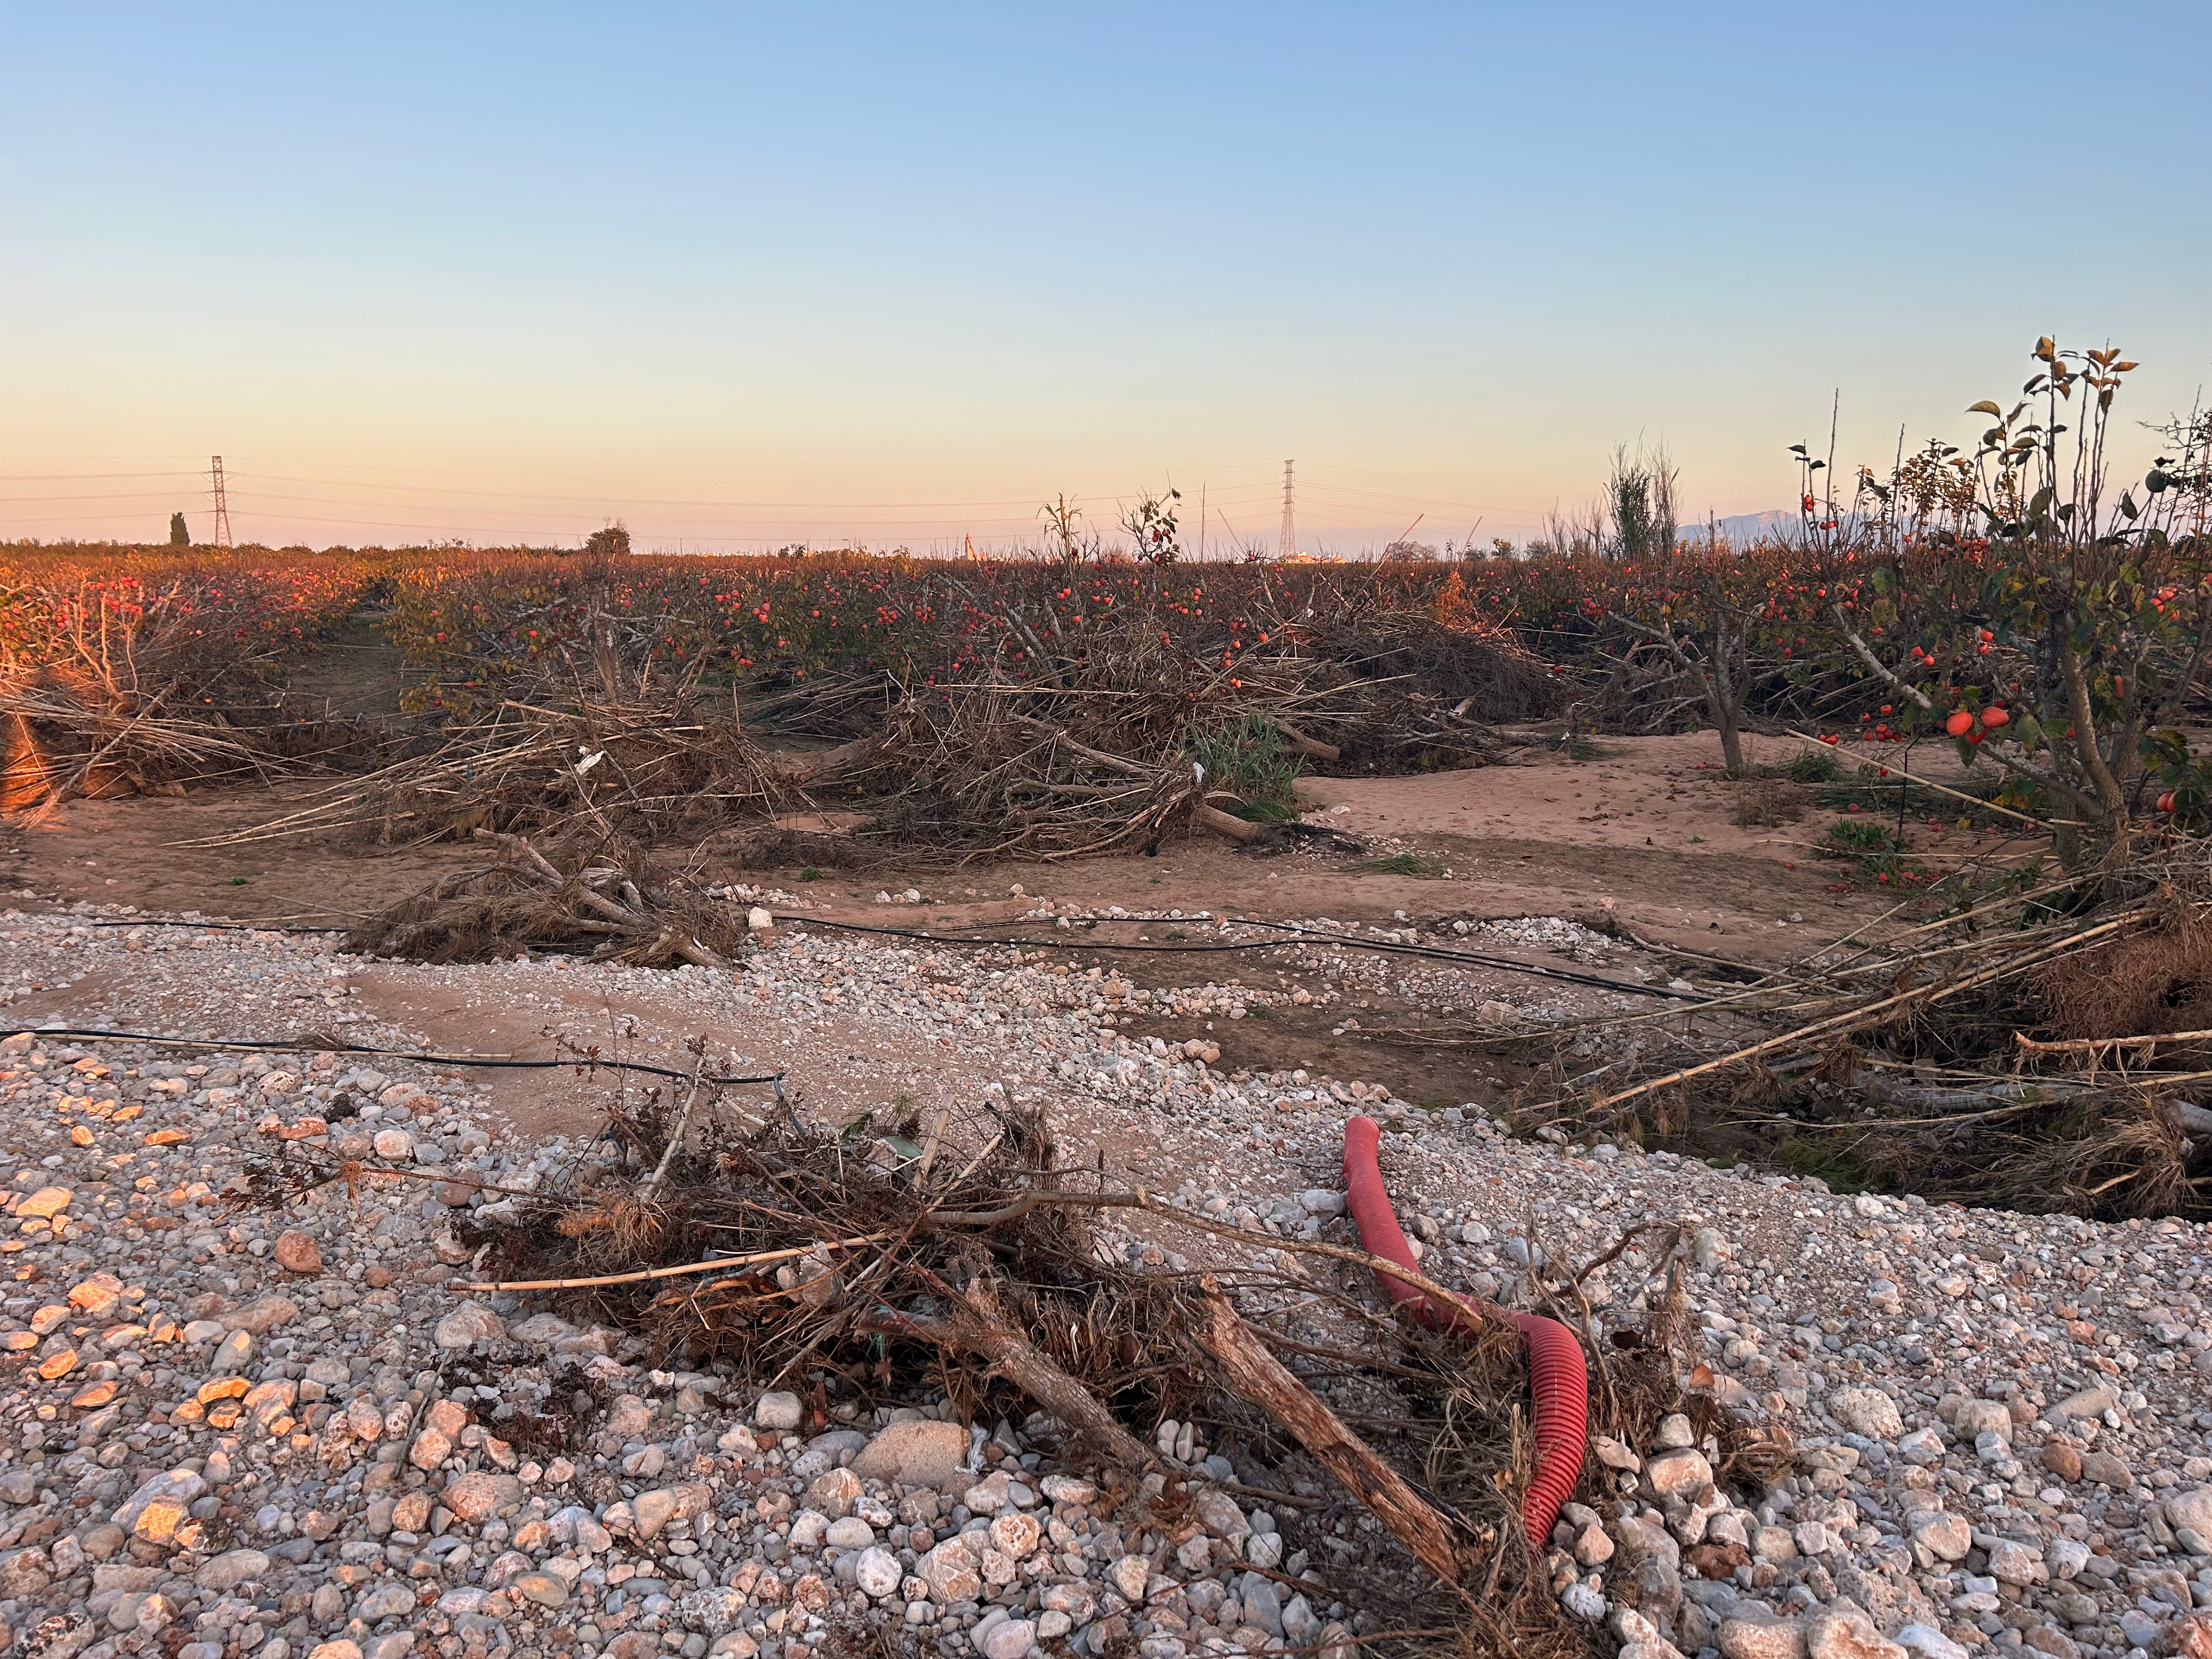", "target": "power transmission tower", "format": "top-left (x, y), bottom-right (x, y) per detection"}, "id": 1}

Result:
top-left (1279, 460), bottom-right (1295, 559)
top-left (209, 456), bottom-right (233, 548)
